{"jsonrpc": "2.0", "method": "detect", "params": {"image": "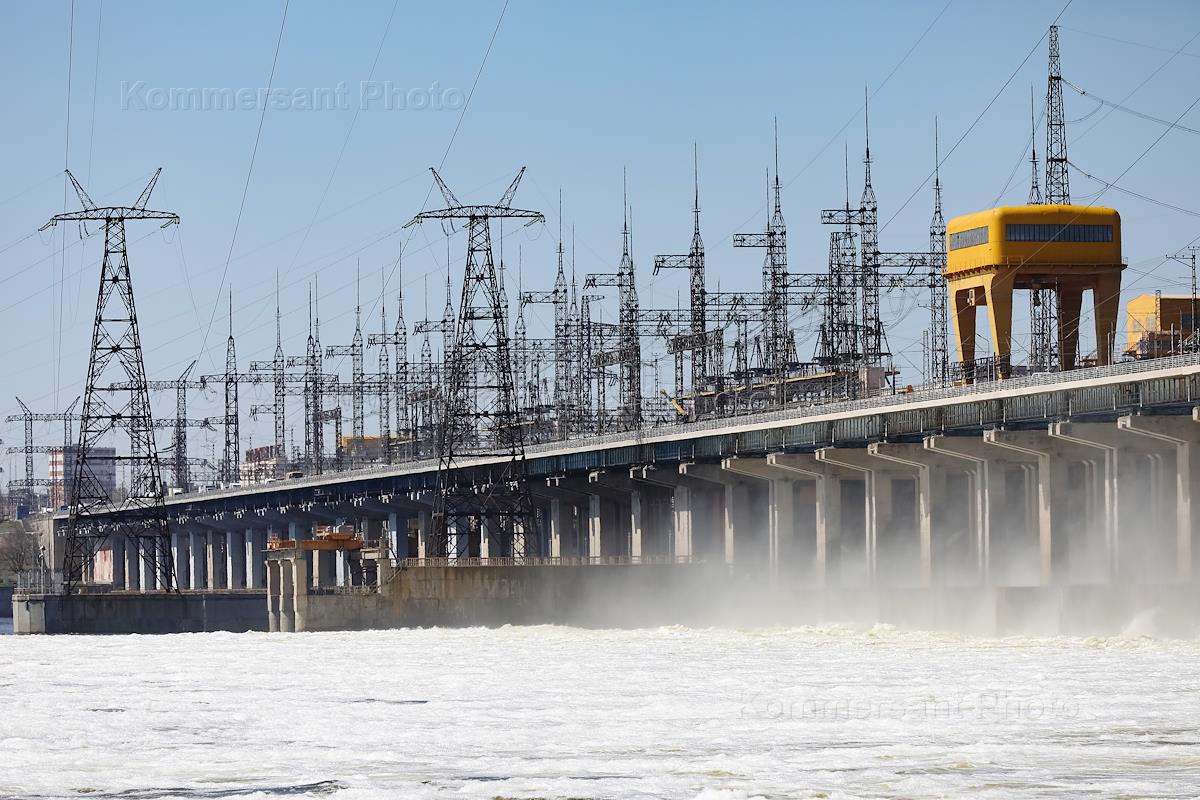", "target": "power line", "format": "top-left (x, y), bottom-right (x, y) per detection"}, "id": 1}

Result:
top-left (1064, 75), bottom-right (1200, 137)
top-left (1060, 26), bottom-right (1200, 60)
top-left (881, 0), bottom-right (1074, 233)
top-left (718, 0), bottom-right (954, 246)
top-left (195, 0), bottom-right (290, 366)
top-left (266, 0), bottom-right (400, 317)
top-left (360, 0), bottom-right (512, 369)
top-left (55, 0), bottom-right (76, 411)
top-left (1068, 159), bottom-right (1200, 217)
top-left (1094, 93), bottom-right (1200, 198)
top-left (1070, 28), bottom-right (1200, 145)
